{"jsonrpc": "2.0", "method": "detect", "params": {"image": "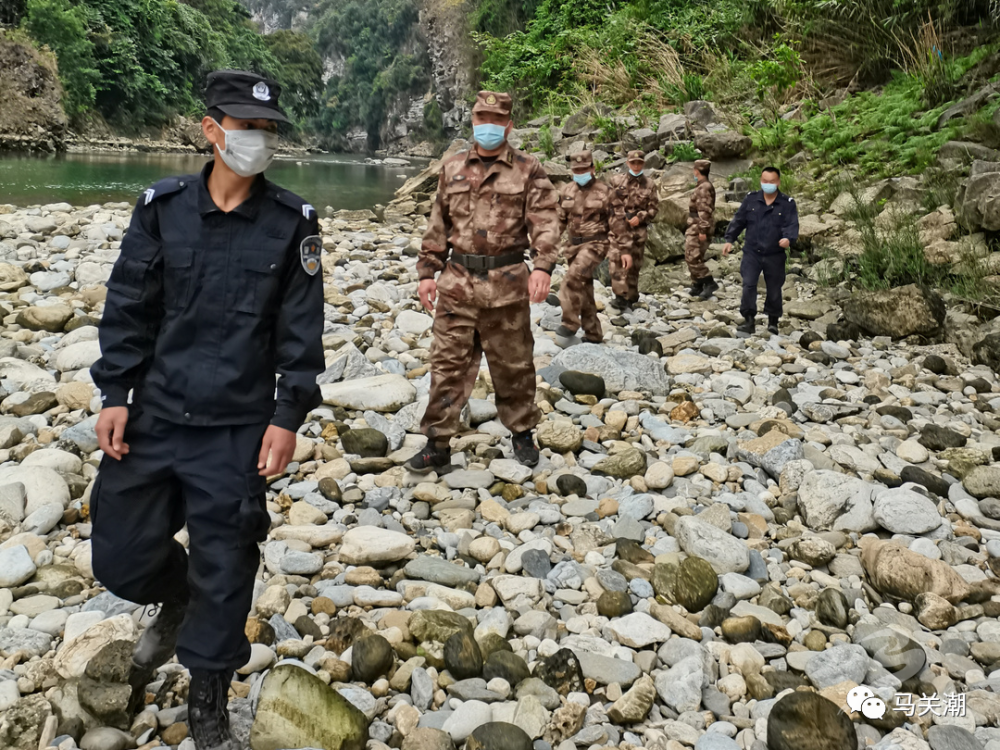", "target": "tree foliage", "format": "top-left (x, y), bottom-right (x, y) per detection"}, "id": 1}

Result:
top-left (312, 0), bottom-right (428, 147)
top-left (18, 0), bottom-right (324, 130)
